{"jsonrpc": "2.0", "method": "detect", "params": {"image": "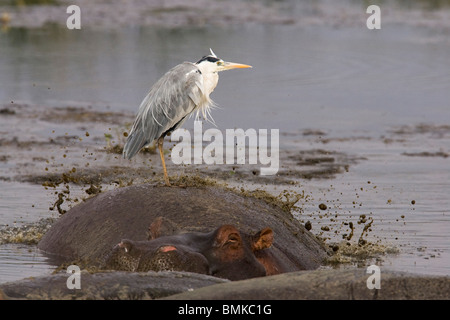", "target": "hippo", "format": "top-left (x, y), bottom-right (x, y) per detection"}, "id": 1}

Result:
top-left (103, 217), bottom-right (298, 280)
top-left (38, 184), bottom-right (329, 279)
